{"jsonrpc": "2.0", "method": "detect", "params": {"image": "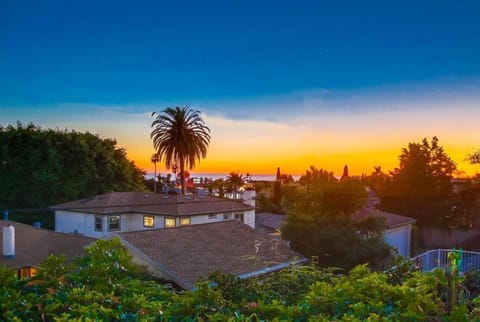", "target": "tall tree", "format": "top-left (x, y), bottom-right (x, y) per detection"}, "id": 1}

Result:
top-left (226, 172), bottom-right (244, 199)
top-left (282, 167), bottom-right (389, 269)
top-left (151, 153), bottom-right (160, 193)
top-left (0, 122), bottom-right (146, 221)
top-left (150, 106), bottom-right (211, 194)
top-left (381, 137), bottom-right (456, 226)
